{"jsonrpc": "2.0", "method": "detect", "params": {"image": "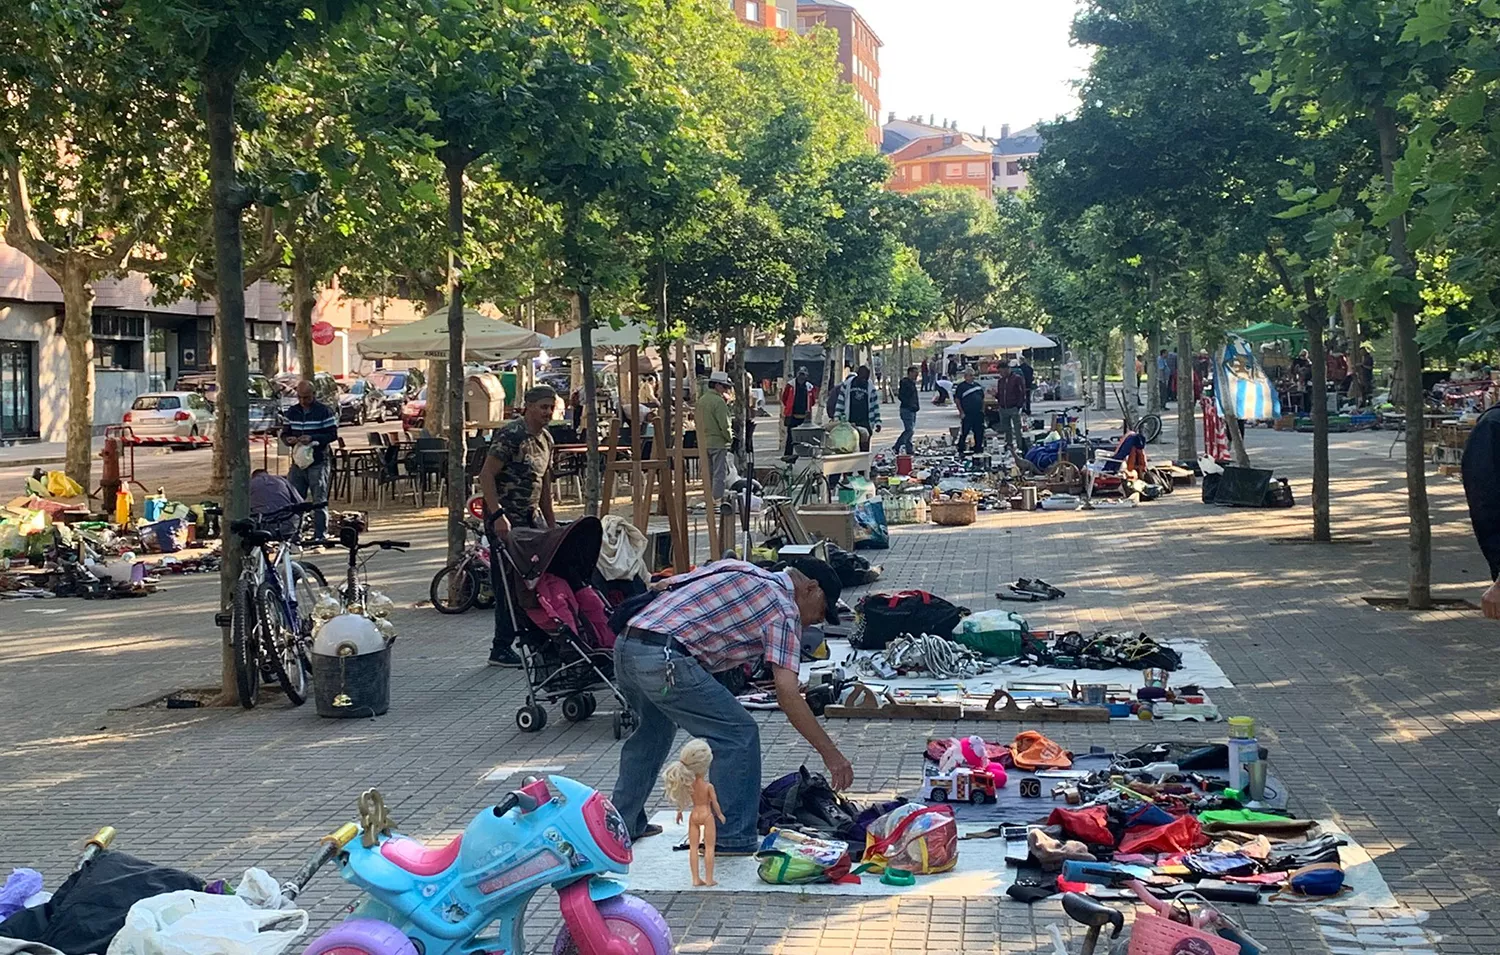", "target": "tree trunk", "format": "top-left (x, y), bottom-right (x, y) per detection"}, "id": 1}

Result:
top-left (443, 160), bottom-right (468, 567)
top-left (578, 282), bottom-right (602, 516)
top-left (1341, 299), bottom-right (1365, 406)
top-left (1303, 291), bottom-right (1332, 542)
top-left (781, 316), bottom-right (796, 384)
top-left (733, 326), bottom-right (748, 473)
top-left (59, 267), bottom-right (96, 489)
top-left (1094, 347), bottom-right (1107, 410)
top-left (422, 286), bottom-right (447, 437)
top-left (204, 66), bottom-right (252, 706)
top-left (1175, 315), bottom-right (1196, 464)
top-left (1221, 401), bottom-right (1252, 467)
top-left (291, 247), bottom-right (316, 381)
top-left (1376, 105), bottom-right (1431, 609)
top-left (1145, 322), bottom-right (1163, 414)
top-left (655, 259), bottom-right (671, 445)
top-left (1121, 326), bottom-right (1138, 410)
